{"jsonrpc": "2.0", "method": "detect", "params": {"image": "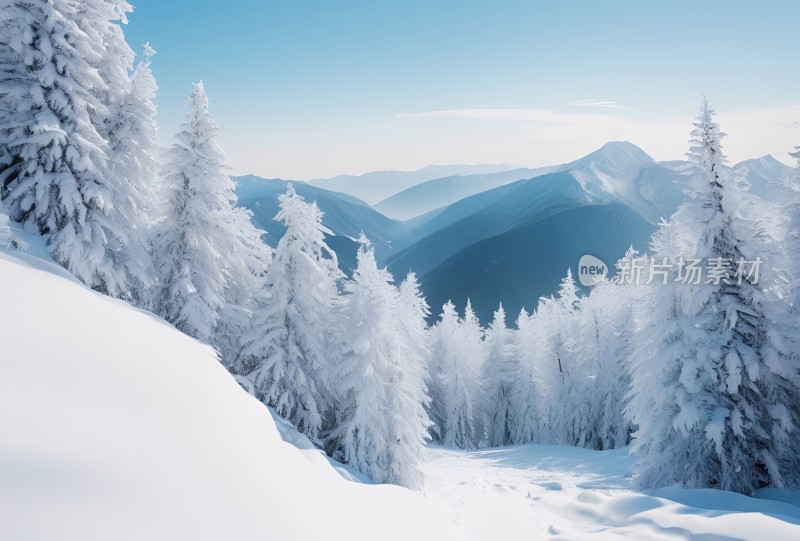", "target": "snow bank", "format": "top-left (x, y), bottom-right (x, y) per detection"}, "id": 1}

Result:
top-left (0, 236), bottom-right (461, 540)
